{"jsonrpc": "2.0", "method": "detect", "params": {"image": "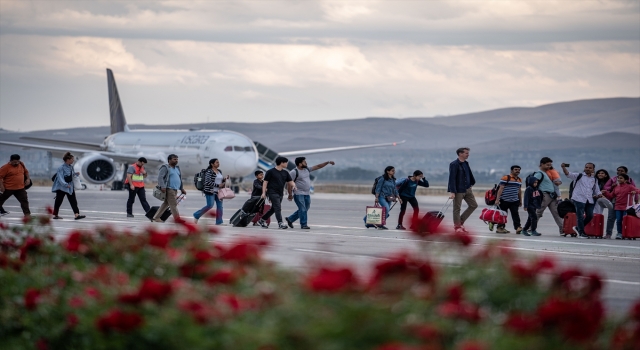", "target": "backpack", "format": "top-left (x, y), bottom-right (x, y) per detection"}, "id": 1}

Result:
top-left (371, 176), bottom-right (383, 195)
top-left (484, 185), bottom-right (499, 206)
top-left (525, 171), bottom-right (544, 188)
top-left (396, 177), bottom-right (411, 194)
top-left (194, 169), bottom-right (206, 191)
top-left (485, 176), bottom-right (511, 205)
top-left (568, 173), bottom-right (583, 199)
top-left (557, 199), bottom-right (576, 219)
